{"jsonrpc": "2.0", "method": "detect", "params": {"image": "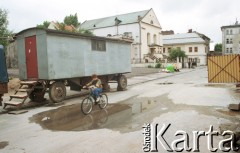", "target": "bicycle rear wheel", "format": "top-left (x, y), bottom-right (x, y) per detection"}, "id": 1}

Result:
top-left (81, 97), bottom-right (93, 115)
top-left (98, 94), bottom-right (108, 109)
